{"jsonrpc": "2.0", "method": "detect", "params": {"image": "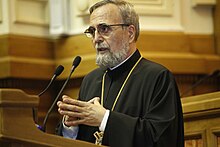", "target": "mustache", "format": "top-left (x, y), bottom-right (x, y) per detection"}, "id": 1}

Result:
top-left (95, 43), bottom-right (109, 49)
